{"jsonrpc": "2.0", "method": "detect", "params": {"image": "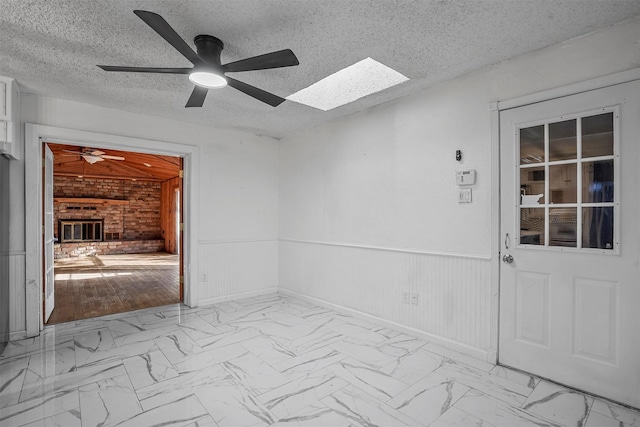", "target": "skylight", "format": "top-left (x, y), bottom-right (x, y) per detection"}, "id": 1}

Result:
top-left (286, 58), bottom-right (409, 111)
